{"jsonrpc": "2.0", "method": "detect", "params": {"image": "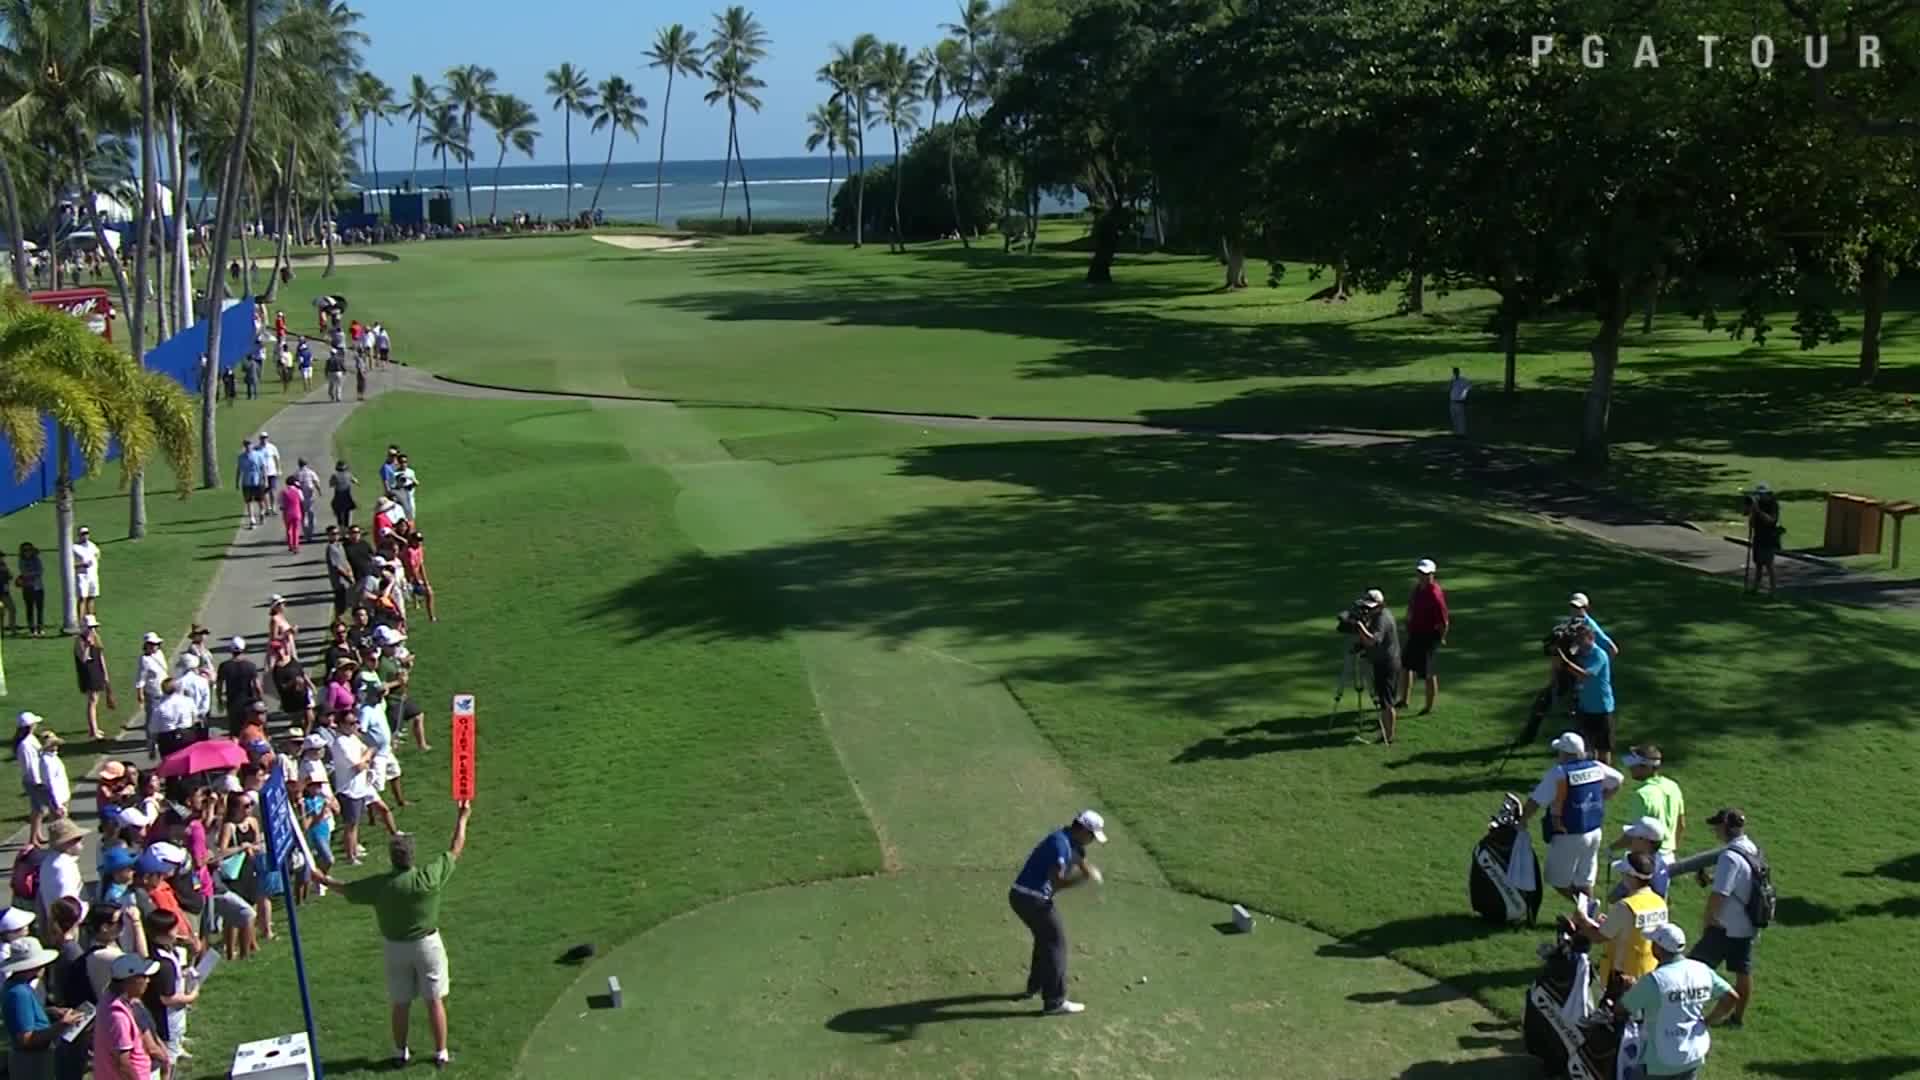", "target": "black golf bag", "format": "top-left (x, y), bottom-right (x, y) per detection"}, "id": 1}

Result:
top-left (1523, 916), bottom-right (1629, 1080)
top-left (1471, 794), bottom-right (1543, 925)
